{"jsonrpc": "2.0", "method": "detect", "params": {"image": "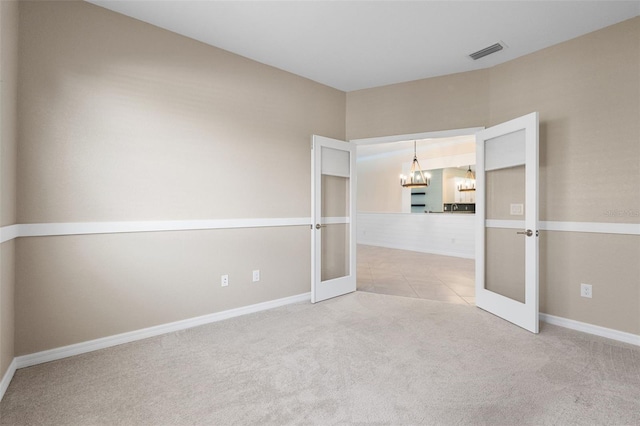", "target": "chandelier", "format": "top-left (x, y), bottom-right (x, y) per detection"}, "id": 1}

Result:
top-left (399, 141), bottom-right (429, 188)
top-left (457, 165), bottom-right (476, 191)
